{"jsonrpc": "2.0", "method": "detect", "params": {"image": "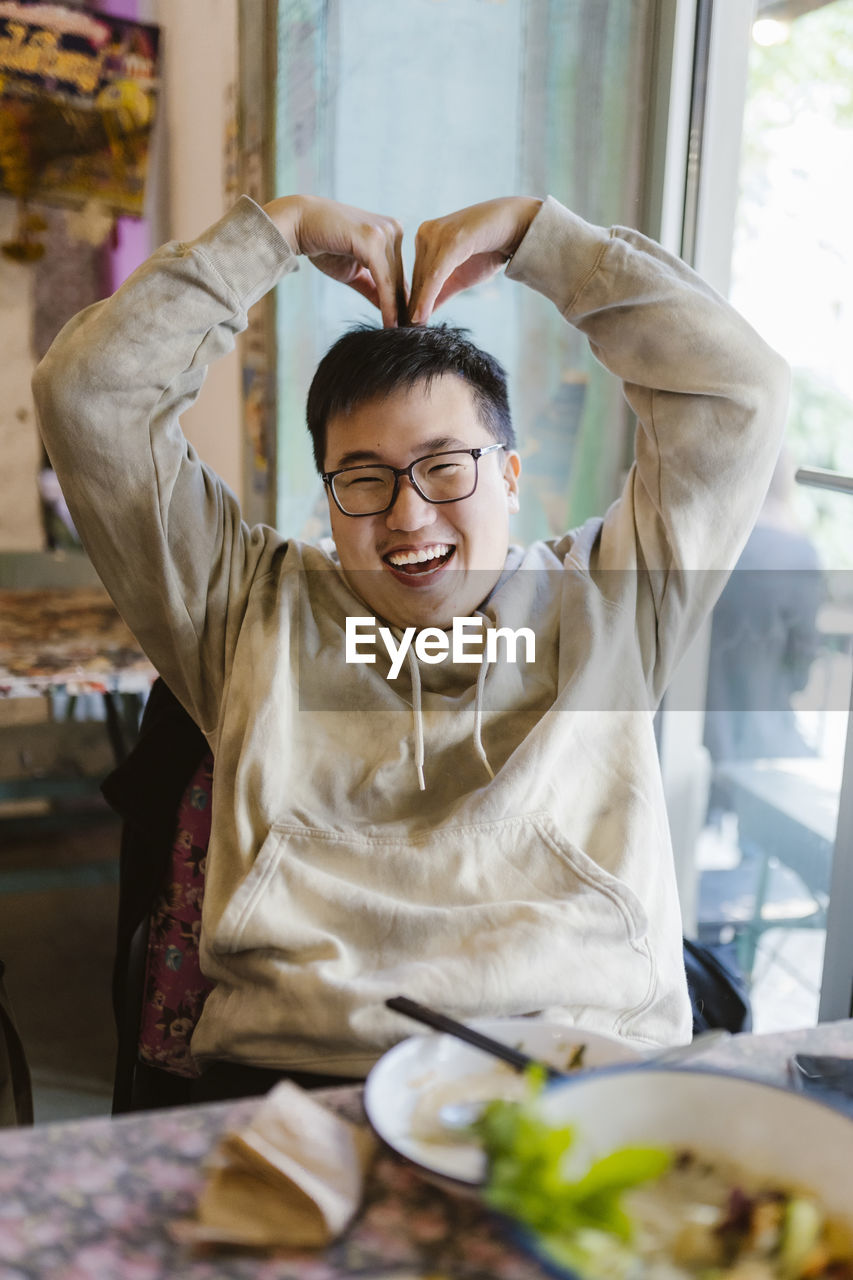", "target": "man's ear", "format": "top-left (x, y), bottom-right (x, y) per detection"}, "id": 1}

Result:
top-left (504, 450), bottom-right (521, 513)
